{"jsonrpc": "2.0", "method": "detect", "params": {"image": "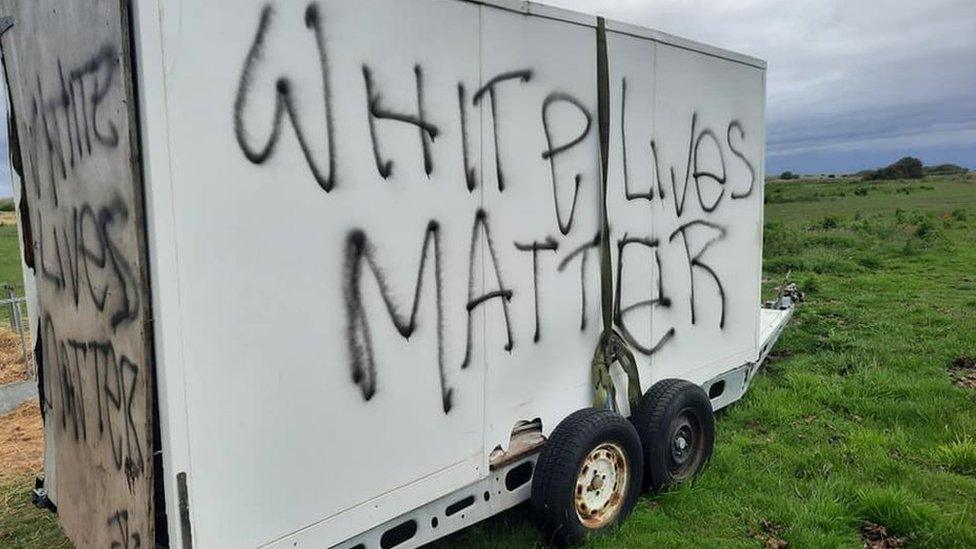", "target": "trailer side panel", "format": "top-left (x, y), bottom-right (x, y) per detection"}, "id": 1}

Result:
top-left (0, 0), bottom-right (155, 546)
